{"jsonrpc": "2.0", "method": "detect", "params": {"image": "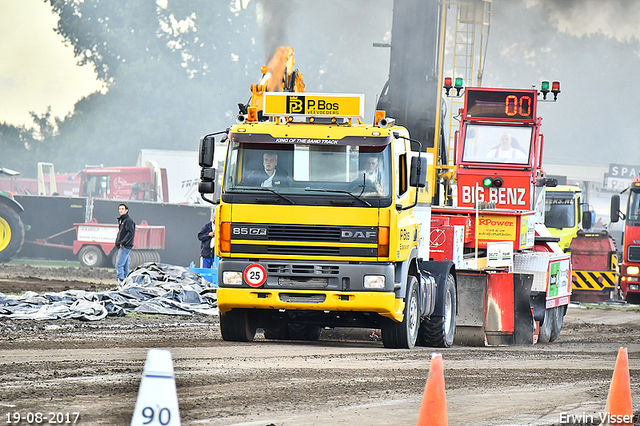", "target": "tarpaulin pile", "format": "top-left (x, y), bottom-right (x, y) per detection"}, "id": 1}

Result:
top-left (0, 263), bottom-right (217, 321)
